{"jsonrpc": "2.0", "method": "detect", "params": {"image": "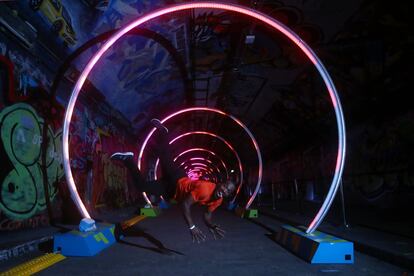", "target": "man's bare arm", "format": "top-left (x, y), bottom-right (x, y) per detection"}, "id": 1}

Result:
top-left (204, 210), bottom-right (226, 239)
top-left (182, 195), bottom-right (206, 243)
top-left (182, 195), bottom-right (196, 227)
top-left (203, 210), bottom-right (214, 228)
